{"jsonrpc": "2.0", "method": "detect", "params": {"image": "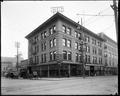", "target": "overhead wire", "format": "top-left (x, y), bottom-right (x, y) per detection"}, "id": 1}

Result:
top-left (77, 6), bottom-right (113, 26)
top-left (100, 19), bottom-right (114, 32)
